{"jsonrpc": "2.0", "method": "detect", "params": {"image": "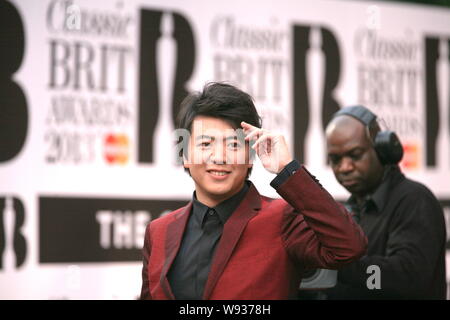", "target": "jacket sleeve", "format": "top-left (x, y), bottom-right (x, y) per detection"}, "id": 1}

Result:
top-left (140, 223), bottom-right (152, 300)
top-left (275, 165), bottom-right (367, 269)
